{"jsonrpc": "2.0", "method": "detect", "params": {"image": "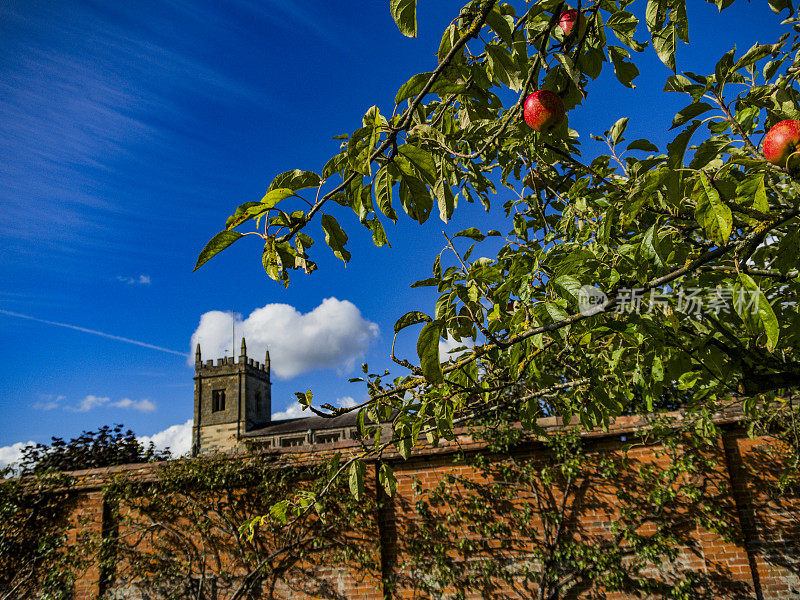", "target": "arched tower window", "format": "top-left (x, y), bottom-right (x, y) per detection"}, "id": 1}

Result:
top-left (212, 390), bottom-right (226, 412)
